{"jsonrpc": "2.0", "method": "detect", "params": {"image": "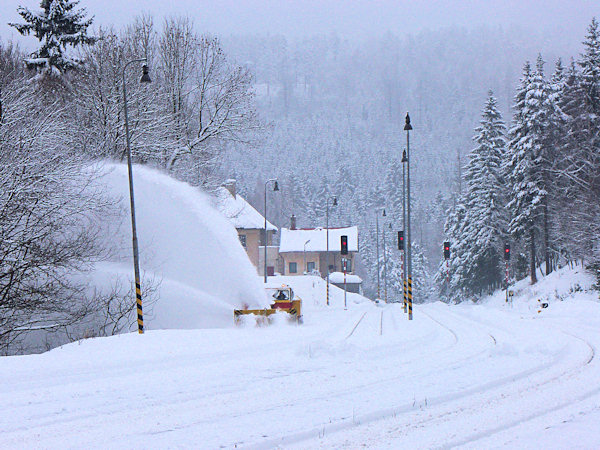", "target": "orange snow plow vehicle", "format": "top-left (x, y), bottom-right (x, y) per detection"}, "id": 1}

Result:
top-left (234, 284), bottom-right (303, 325)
